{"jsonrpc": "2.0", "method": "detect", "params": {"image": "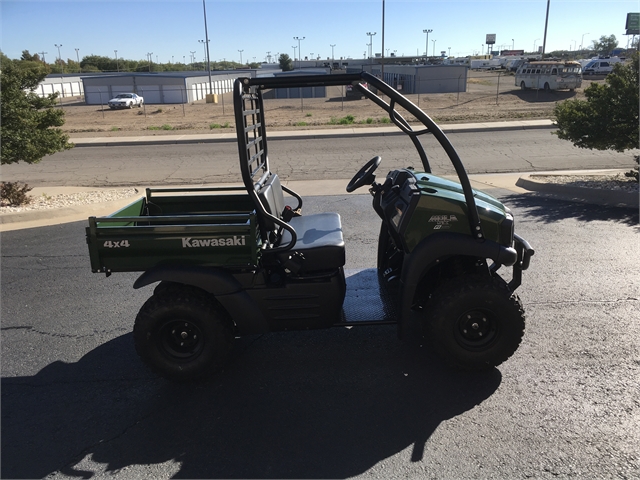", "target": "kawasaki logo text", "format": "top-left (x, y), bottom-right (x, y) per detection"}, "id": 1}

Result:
top-left (182, 236), bottom-right (246, 248)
